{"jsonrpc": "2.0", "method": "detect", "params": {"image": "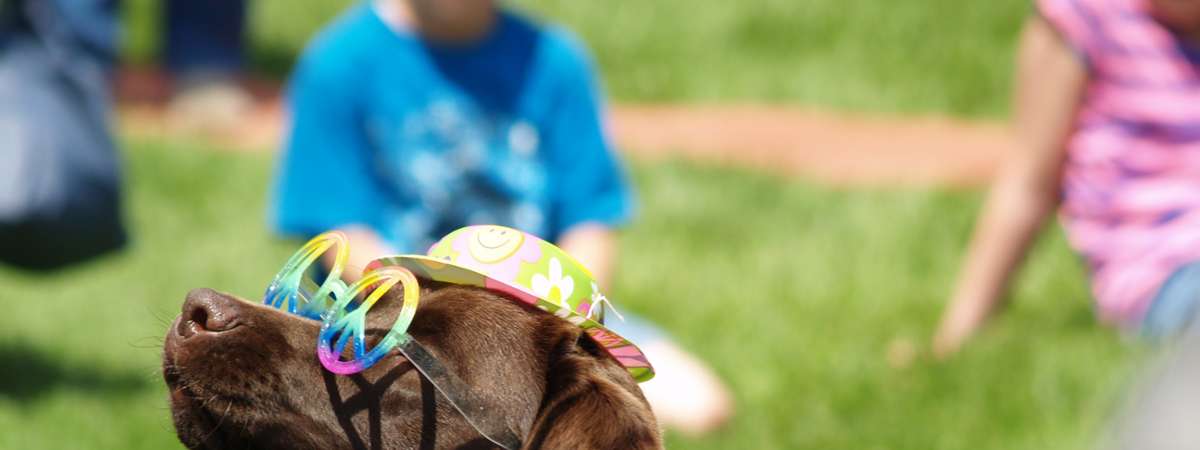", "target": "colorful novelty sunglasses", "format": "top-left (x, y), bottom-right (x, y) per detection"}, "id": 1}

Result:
top-left (262, 231), bottom-right (420, 374)
top-left (262, 232), bottom-right (520, 449)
